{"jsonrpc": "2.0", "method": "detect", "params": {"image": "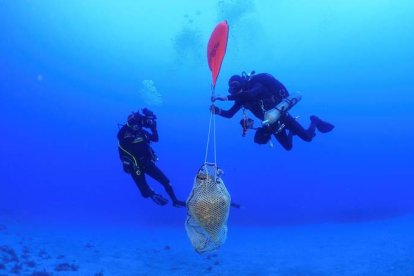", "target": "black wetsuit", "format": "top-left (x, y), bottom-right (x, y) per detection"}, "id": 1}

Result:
top-left (217, 73), bottom-right (316, 150)
top-left (117, 124), bottom-right (179, 200)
